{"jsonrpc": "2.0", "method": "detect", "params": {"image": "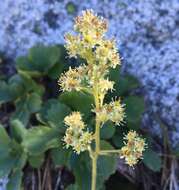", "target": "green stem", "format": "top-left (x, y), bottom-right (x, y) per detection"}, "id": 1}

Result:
top-left (99, 150), bottom-right (121, 155)
top-left (91, 156), bottom-right (97, 190)
top-left (90, 86), bottom-right (101, 190)
top-left (95, 120), bottom-right (100, 153)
